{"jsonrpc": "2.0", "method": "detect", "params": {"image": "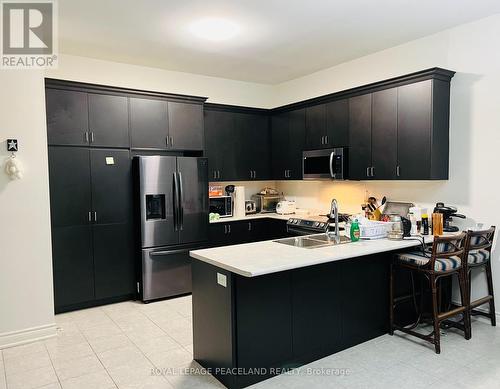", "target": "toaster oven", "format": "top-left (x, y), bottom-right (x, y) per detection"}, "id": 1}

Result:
top-left (251, 194), bottom-right (283, 213)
